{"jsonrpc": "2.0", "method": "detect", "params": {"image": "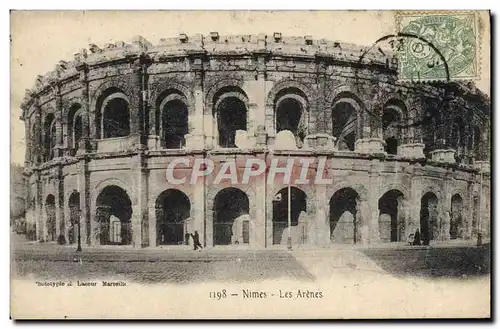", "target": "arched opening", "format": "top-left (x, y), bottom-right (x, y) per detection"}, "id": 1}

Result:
top-left (329, 188), bottom-right (359, 244)
top-left (95, 185), bottom-right (132, 245)
top-left (73, 115), bottom-right (83, 149)
top-left (420, 192), bottom-right (439, 244)
top-left (155, 189), bottom-right (191, 245)
top-left (96, 88), bottom-right (130, 139)
top-left (103, 97), bottom-right (130, 138)
top-left (68, 192), bottom-right (80, 245)
top-left (332, 98), bottom-right (358, 151)
top-left (382, 101), bottom-right (405, 155)
top-left (160, 99), bottom-right (189, 149)
top-left (45, 194), bottom-right (56, 241)
top-left (67, 104), bottom-right (83, 155)
top-left (378, 190), bottom-right (405, 242)
top-left (43, 114), bottom-right (56, 161)
top-left (214, 88), bottom-right (248, 148)
top-left (272, 187), bottom-right (308, 245)
top-left (275, 92), bottom-right (307, 148)
top-left (450, 194), bottom-right (464, 239)
top-left (213, 188), bottom-right (250, 245)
